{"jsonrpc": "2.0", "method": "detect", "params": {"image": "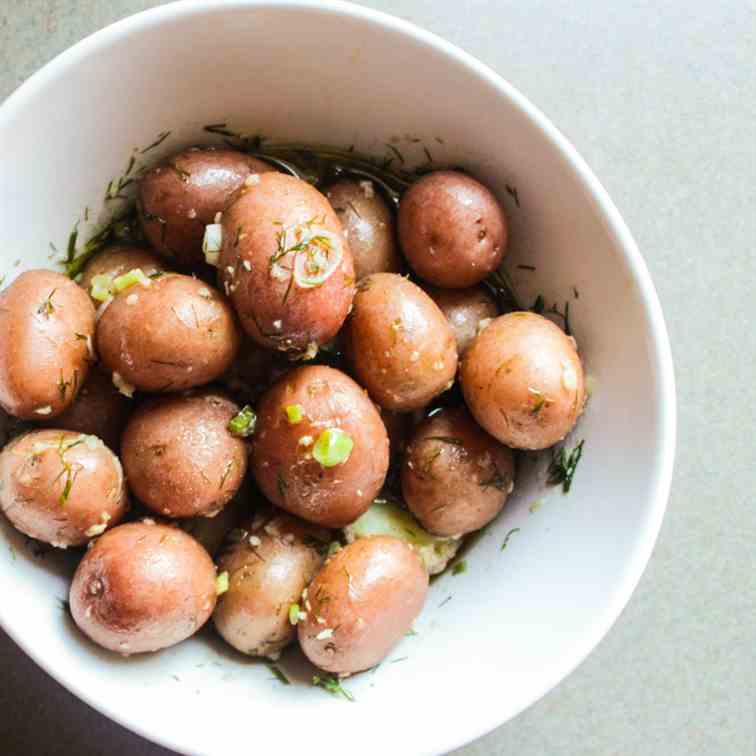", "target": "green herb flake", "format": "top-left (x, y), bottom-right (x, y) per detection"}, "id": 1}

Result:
top-left (215, 571), bottom-right (229, 596)
top-left (284, 404), bottom-right (304, 424)
top-left (547, 440), bottom-right (585, 493)
top-left (140, 130), bottom-right (171, 154)
top-left (267, 663), bottom-right (291, 685)
top-left (288, 603), bottom-right (301, 625)
top-left (312, 675), bottom-right (354, 701)
top-left (501, 527), bottom-right (520, 551)
top-left (451, 560), bottom-right (467, 575)
top-left (313, 428), bottom-right (353, 468)
top-left (227, 405), bottom-right (257, 437)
